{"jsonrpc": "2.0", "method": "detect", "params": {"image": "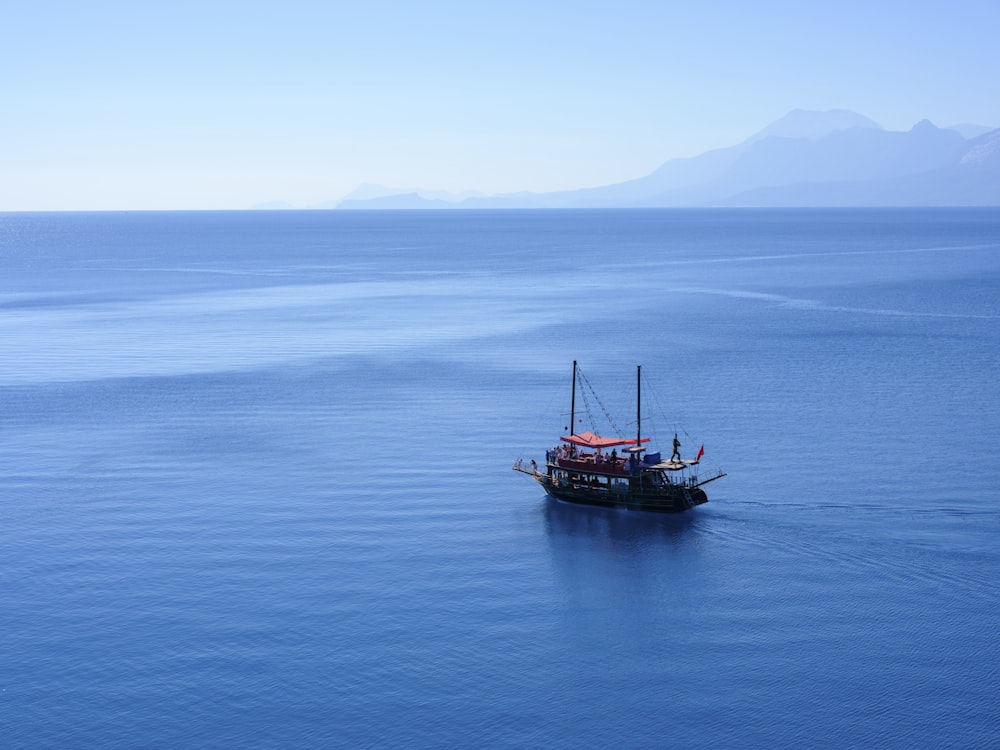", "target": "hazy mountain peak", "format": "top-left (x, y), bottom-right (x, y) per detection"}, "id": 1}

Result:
top-left (910, 119), bottom-right (939, 132)
top-left (745, 108), bottom-right (883, 144)
top-left (332, 108), bottom-right (999, 210)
